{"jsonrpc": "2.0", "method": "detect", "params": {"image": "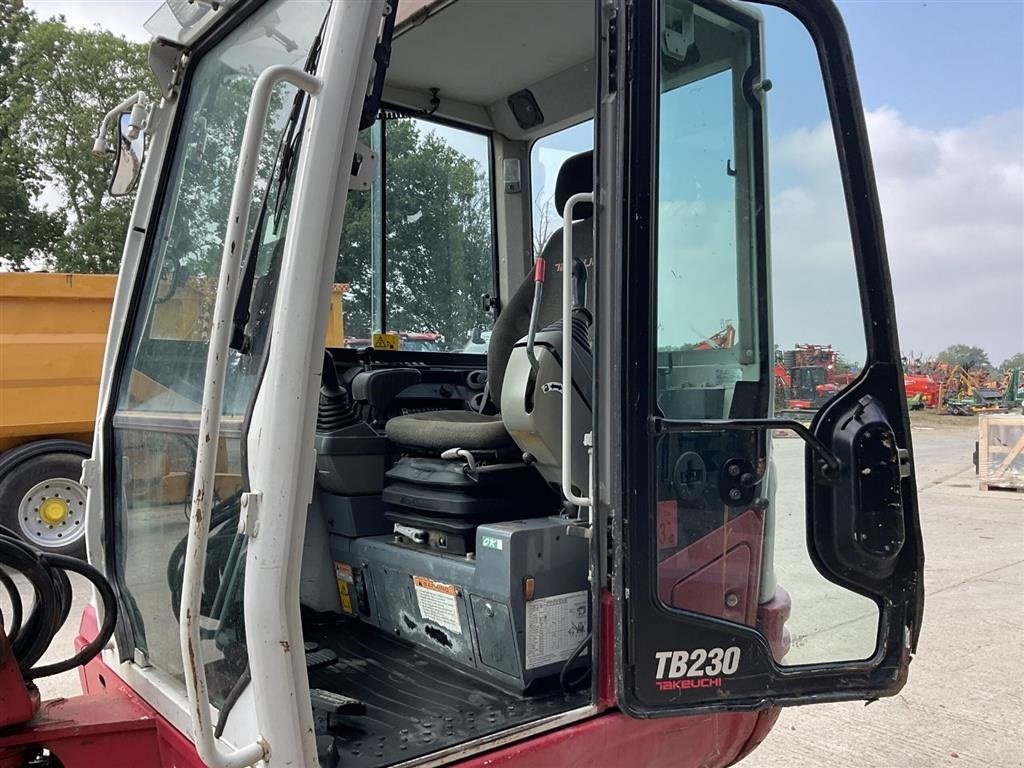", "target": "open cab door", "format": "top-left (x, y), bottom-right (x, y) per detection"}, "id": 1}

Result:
top-left (607, 0), bottom-right (924, 715)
